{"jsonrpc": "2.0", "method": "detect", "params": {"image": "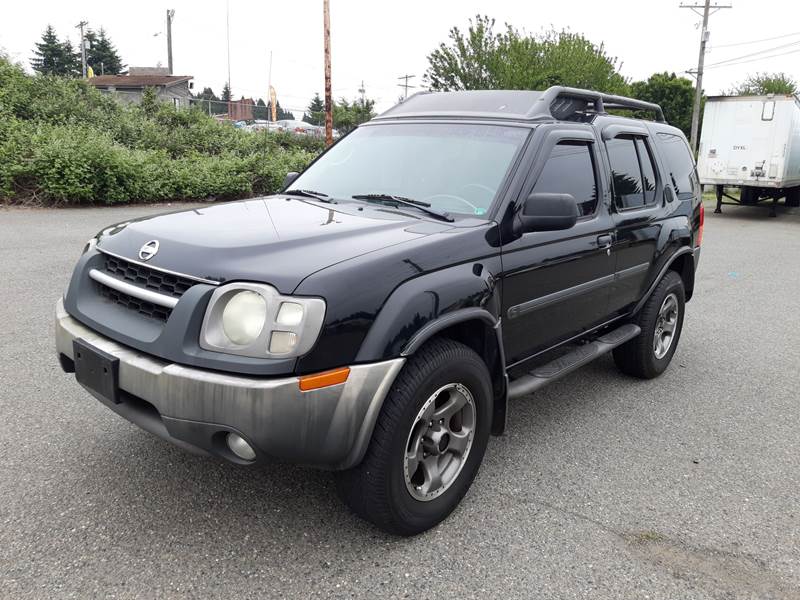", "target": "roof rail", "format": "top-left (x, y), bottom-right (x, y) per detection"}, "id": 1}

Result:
top-left (526, 86), bottom-right (665, 123)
